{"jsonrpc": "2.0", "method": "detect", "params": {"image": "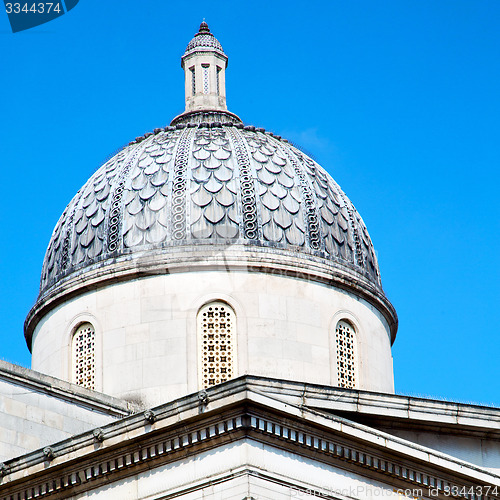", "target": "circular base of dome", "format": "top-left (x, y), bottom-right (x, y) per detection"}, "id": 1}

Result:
top-left (25, 244), bottom-right (397, 351)
top-left (170, 109), bottom-right (242, 126)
